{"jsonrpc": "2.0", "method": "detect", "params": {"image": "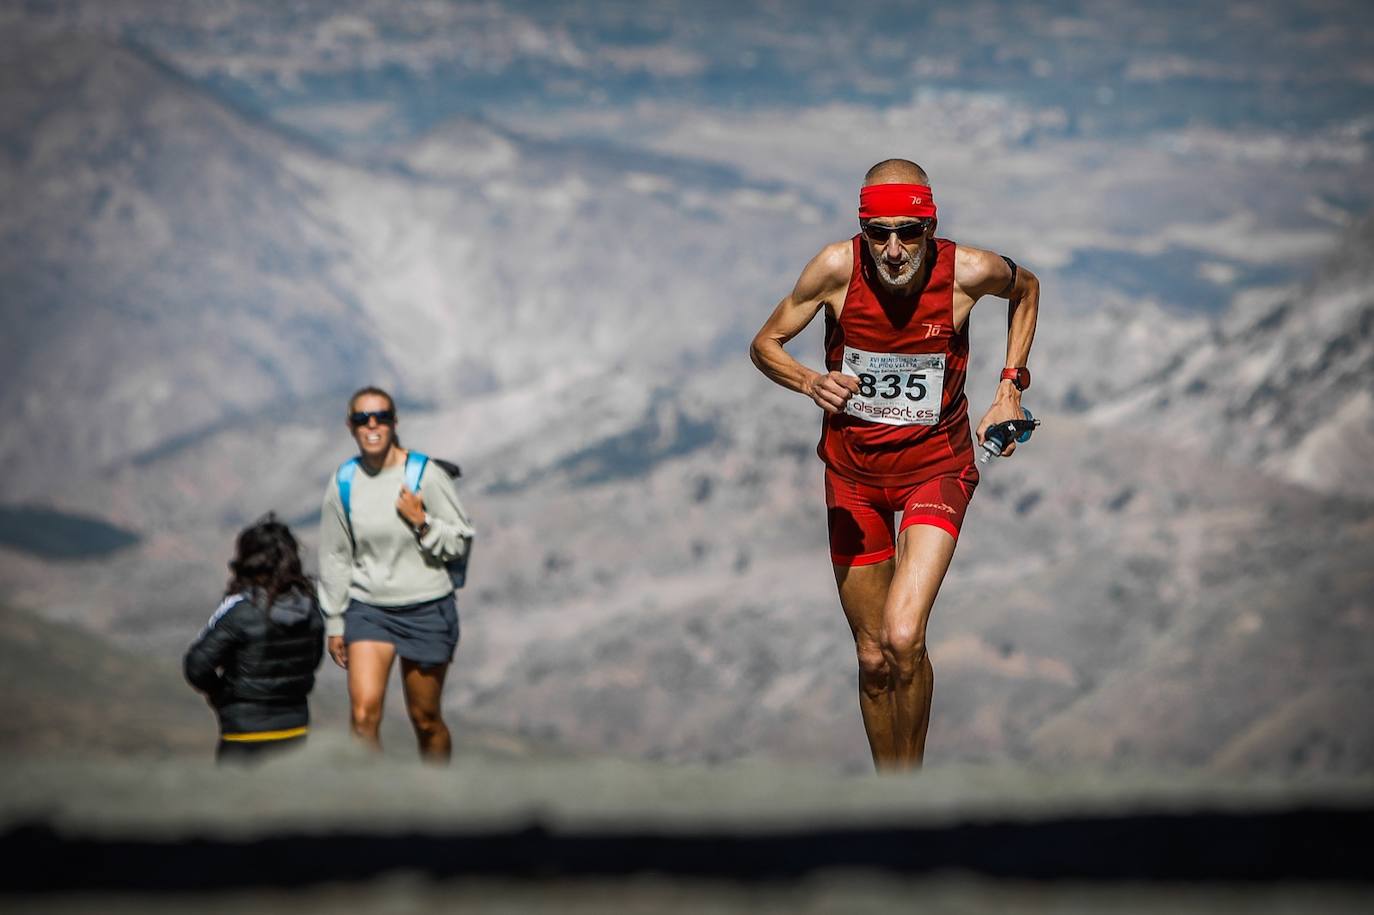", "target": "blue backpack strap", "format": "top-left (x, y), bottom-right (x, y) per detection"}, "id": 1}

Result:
top-left (404, 450), bottom-right (428, 493)
top-left (335, 457), bottom-right (361, 531)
